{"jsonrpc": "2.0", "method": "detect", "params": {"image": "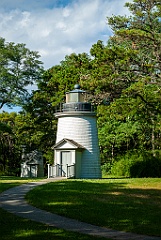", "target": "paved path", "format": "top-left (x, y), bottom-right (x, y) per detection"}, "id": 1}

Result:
top-left (0, 178), bottom-right (161, 240)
